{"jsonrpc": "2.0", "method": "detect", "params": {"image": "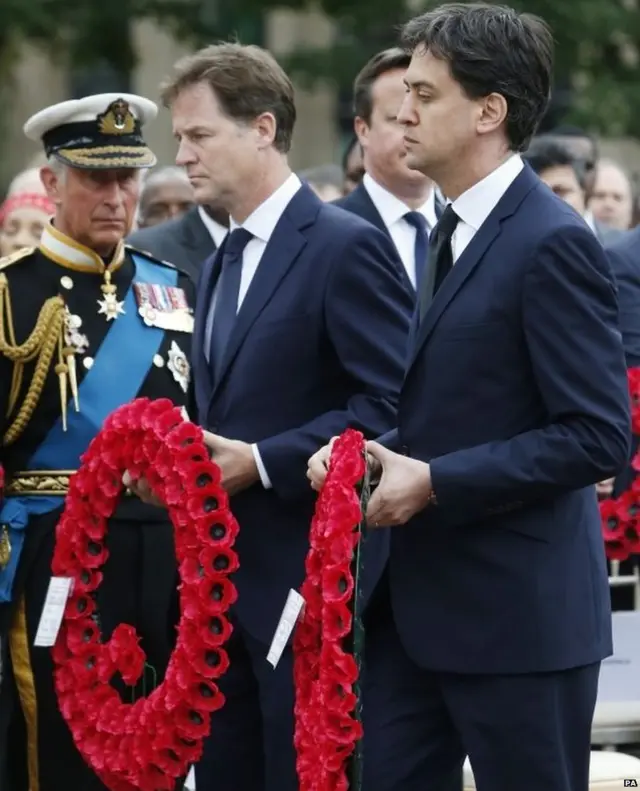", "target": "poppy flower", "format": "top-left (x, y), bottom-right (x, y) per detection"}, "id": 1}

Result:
top-left (185, 678), bottom-right (225, 712)
top-left (173, 704), bottom-right (211, 740)
top-left (198, 575), bottom-right (238, 614)
top-left (106, 625), bottom-right (146, 686)
top-left (200, 545), bottom-right (239, 576)
top-left (65, 619), bottom-right (101, 655)
top-left (615, 491), bottom-right (640, 522)
top-left (600, 499), bottom-right (624, 540)
top-left (322, 601), bottom-right (352, 641)
top-left (194, 510), bottom-right (239, 547)
top-left (322, 563), bottom-right (354, 604)
top-left (165, 420), bottom-right (203, 450)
